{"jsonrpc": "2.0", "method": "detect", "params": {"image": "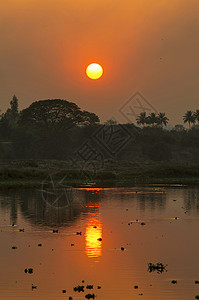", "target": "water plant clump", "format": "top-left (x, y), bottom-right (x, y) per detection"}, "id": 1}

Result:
top-left (147, 262), bottom-right (167, 274)
top-left (73, 285), bottom-right (84, 292)
top-left (85, 294), bottom-right (95, 299)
